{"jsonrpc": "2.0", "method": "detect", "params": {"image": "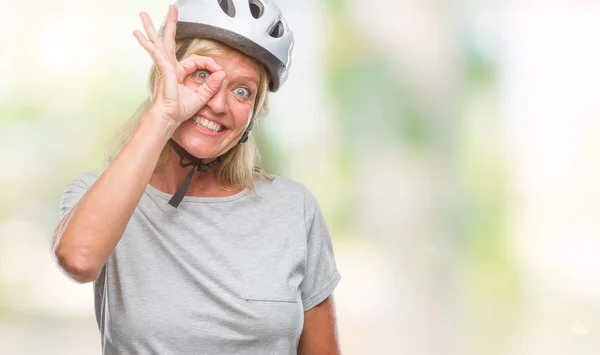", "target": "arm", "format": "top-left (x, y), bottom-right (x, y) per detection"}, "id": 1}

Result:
top-left (51, 7), bottom-right (224, 284)
top-left (51, 114), bottom-right (177, 284)
top-left (298, 295), bottom-right (341, 355)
